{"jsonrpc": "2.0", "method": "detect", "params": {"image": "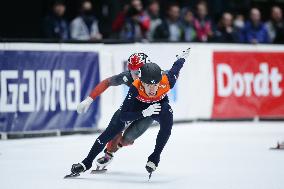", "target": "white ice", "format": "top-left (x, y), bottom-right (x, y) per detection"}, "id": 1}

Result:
top-left (1, 122), bottom-right (284, 189)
